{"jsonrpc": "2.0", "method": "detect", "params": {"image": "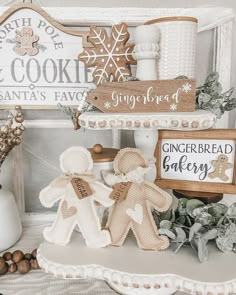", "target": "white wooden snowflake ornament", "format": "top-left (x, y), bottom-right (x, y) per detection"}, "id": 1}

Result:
top-left (79, 23), bottom-right (136, 85)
